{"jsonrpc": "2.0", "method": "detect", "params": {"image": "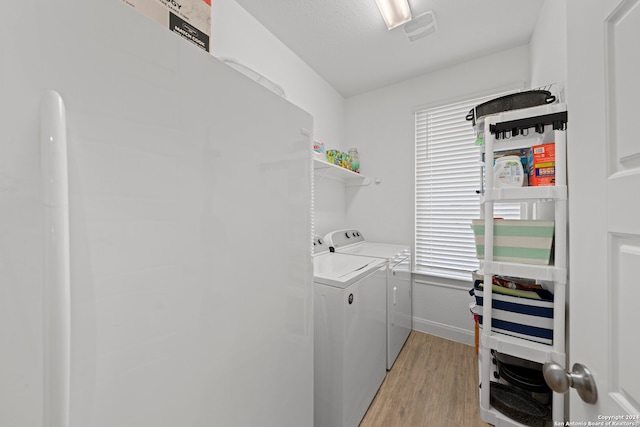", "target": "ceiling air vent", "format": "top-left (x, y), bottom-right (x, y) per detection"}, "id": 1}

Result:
top-left (403, 11), bottom-right (437, 42)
